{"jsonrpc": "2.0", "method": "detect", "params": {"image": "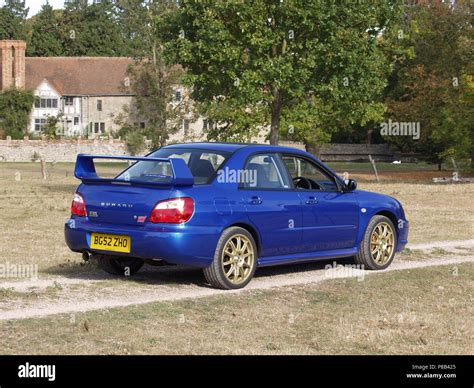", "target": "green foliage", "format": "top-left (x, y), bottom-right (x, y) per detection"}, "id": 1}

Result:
top-left (384, 1), bottom-right (473, 165)
top-left (25, 0), bottom-right (129, 57)
top-left (0, 89), bottom-right (35, 139)
top-left (60, 0), bottom-right (89, 56)
top-left (280, 97), bottom-right (334, 147)
top-left (79, 0), bottom-right (128, 56)
top-left (160, 0), bottom-right (403, 145)
top-left (125, 131), bottom-right (146, 156)
top-left (200, 99), bottom-right (266, 142)
top-left (41, 115), bottom-right (62, 140)
top-left (0, 0), bottom-right (28, 40)
top-left (116, 0), bottom-right (190, 148)
top-left (4, 0), bottom-right (29, 19)
top-left (27, 3), bottom-right (63, 56)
